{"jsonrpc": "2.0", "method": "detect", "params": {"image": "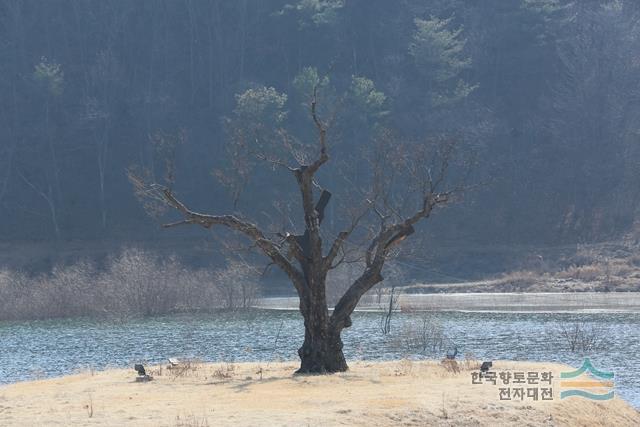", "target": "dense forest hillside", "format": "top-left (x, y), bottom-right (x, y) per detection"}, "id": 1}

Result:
top-left (1, 1), bottom-right (639, 272)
